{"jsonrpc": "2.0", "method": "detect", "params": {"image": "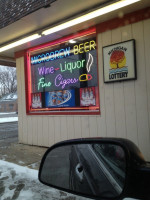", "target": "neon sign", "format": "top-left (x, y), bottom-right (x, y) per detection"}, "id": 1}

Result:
top-left (29, 34), bottom-right (99, 113)
top-left (55, 74), bottom-right (78, 89)
top-left (73, 40), bottom-right (96, 54)
top-left (86, 53), bottom-right (93, 73)
top-left (79, 74), bottom-right (92, 82)
top-left (31, 47), bottom-right (71, 64)
top-left (38, 66), bottom-right (55, 75)
top-left (31, 40), bottom-right (96, 64)
top-left (60, 59), bottom-right (85, 73)
top-left (38, 77), bottom-right (52, 90)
